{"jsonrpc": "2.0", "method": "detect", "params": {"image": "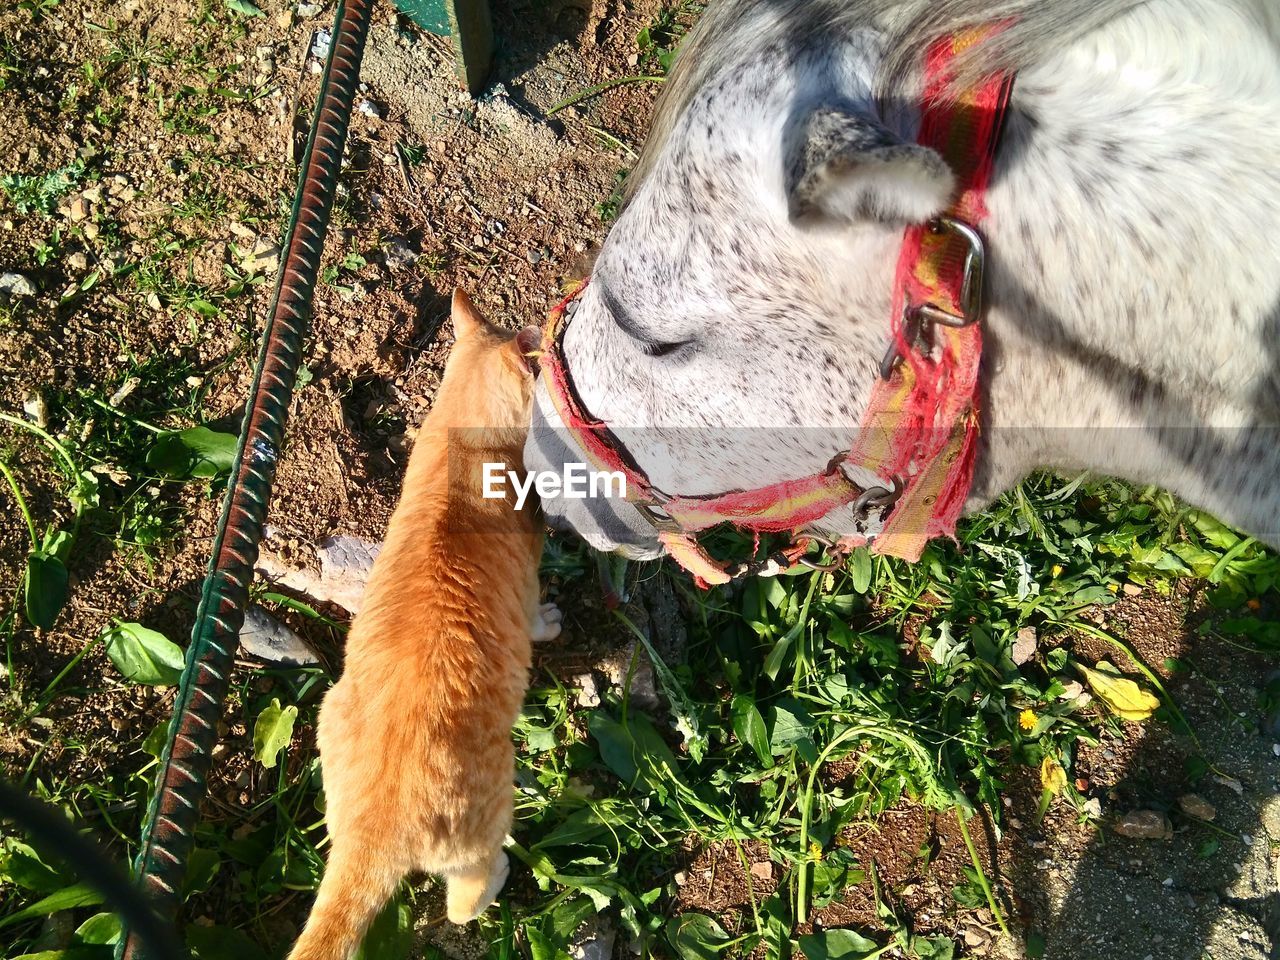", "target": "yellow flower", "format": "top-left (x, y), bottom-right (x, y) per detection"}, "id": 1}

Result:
top-left (1050, 564), bottom-right (1063, 578)
top-left (1018, 708), bottom-right (1037, 732)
